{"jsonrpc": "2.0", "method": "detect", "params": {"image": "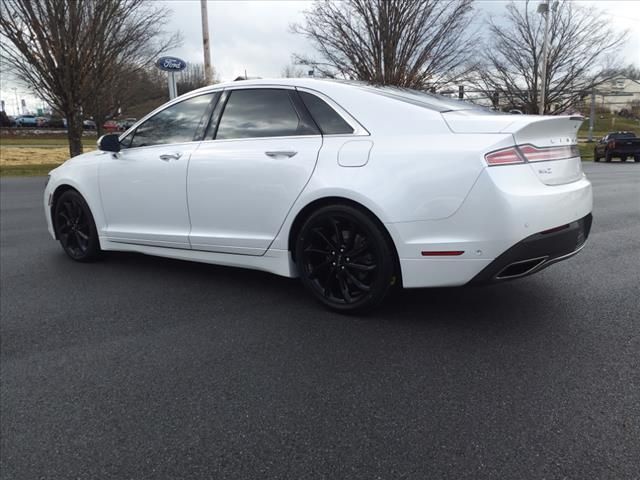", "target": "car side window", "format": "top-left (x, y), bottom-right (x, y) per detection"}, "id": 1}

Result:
top-left (298, 91), bottom-right (354, 135)
top-left (215, 89), bottom-right (317, 140)
top-left (128, 93), bottom-right (215, 148)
